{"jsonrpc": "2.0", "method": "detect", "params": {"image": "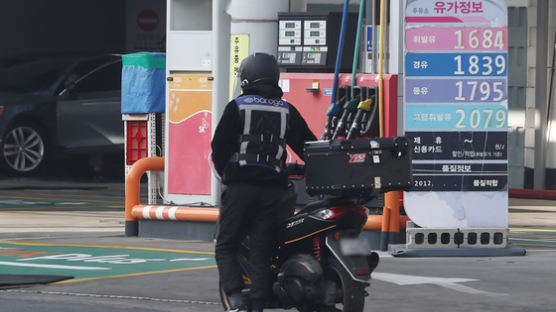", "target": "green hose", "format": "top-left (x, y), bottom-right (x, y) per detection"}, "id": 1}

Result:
top-left (351, 0), bottom-right (366, 98)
